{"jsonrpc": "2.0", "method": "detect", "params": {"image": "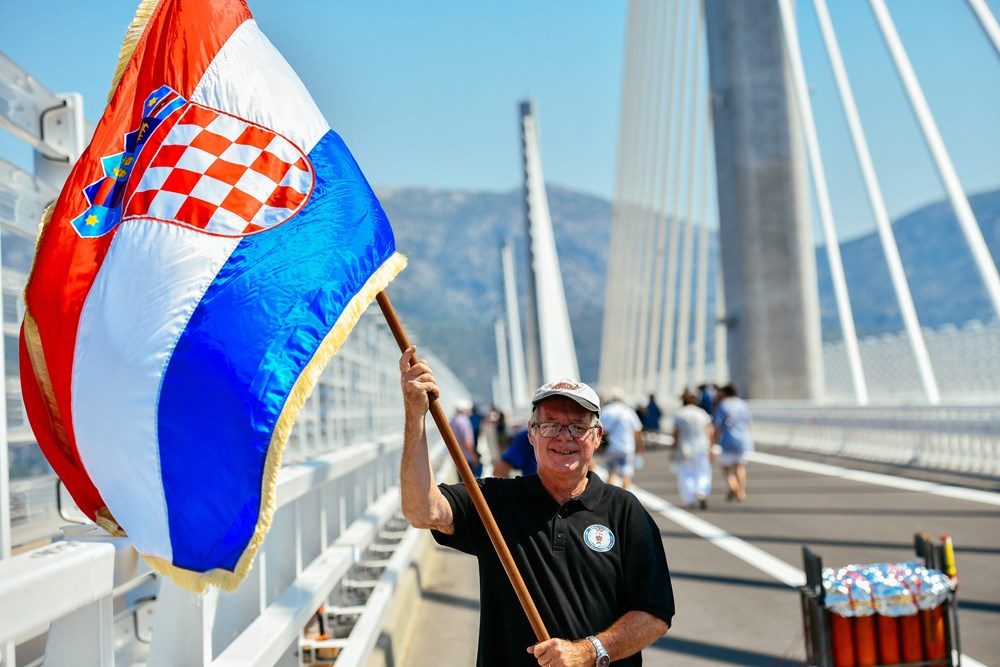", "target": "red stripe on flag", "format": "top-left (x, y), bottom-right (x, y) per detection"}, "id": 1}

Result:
top-left (21, 0), bottom-right (251, 521)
